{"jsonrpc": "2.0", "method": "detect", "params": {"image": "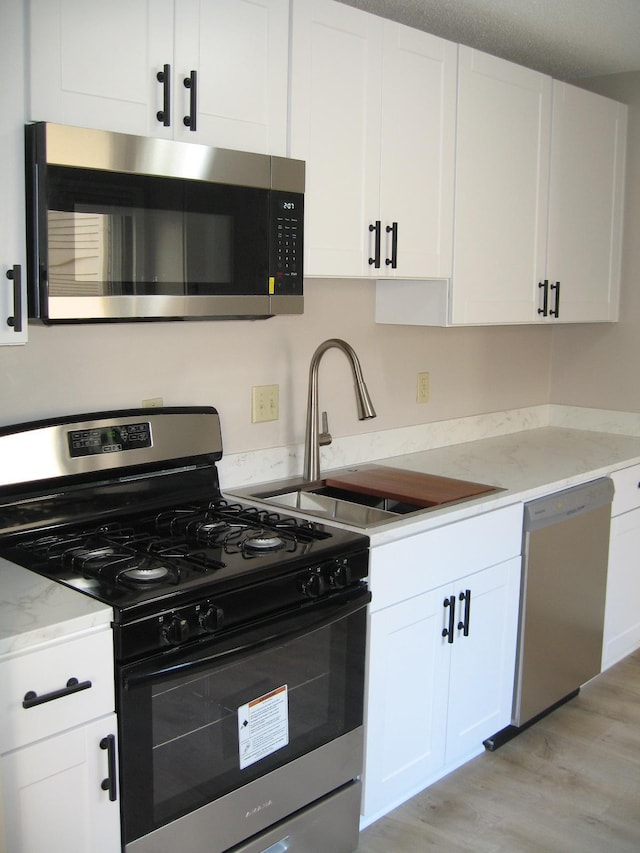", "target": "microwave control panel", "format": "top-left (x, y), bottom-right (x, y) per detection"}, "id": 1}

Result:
top-left (270, 191), bottom-right (303, 295)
